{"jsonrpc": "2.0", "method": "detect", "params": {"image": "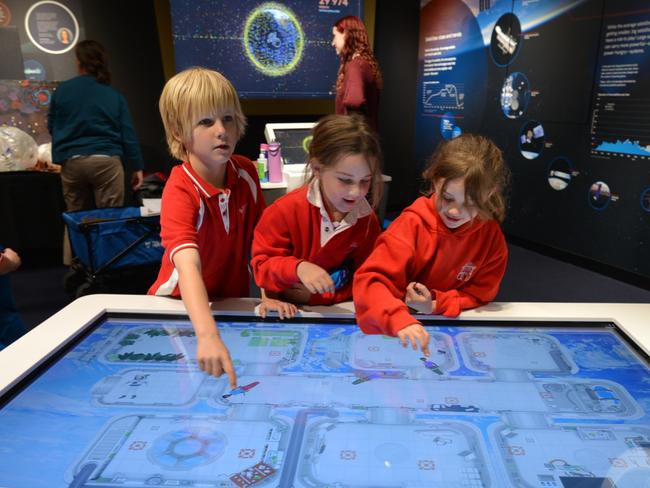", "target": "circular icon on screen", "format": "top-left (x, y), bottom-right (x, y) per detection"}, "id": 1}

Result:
top-left (547, 157), bottom-right (572, 191)
top-left (151, 429), bottom-right (227, 468)
top-left (501, 72), bottom-right (530, 119)
top-left (588, 181), bottom-right (612, 211)
top-left (440, 112), bottom-right (462, 140)
top-left (519, 121), bottom-right (545, 160)
top-left (302, 135), bottom-right (313, 153)
top-left (640, 187), bottom-right (650, 212)
top-left (25, 1), bottom-right (79, 54)
top-left (243, 3), bottom-right (304, 77)
top-left (23, 59), bottom-right (46, 81)
top-left (490, 13), bottom-right (522, 66)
